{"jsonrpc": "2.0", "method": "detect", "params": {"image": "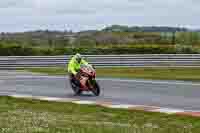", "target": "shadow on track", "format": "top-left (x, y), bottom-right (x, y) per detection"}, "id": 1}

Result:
top-left (65, 92), bottom-right (99, 98)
